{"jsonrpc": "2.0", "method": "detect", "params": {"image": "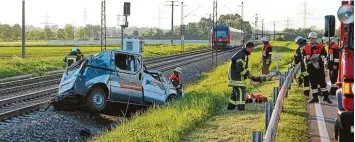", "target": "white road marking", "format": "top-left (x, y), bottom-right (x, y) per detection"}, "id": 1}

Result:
top-left (315, 96), bottom-right (331, 142)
